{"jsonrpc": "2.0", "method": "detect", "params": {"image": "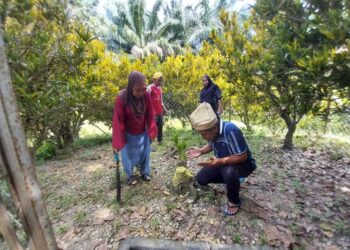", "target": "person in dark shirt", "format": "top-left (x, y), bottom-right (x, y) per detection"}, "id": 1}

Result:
top-left (199, 74), bottom-right (223, 115)
top-left (186, 103), bottom-right (256, 216)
